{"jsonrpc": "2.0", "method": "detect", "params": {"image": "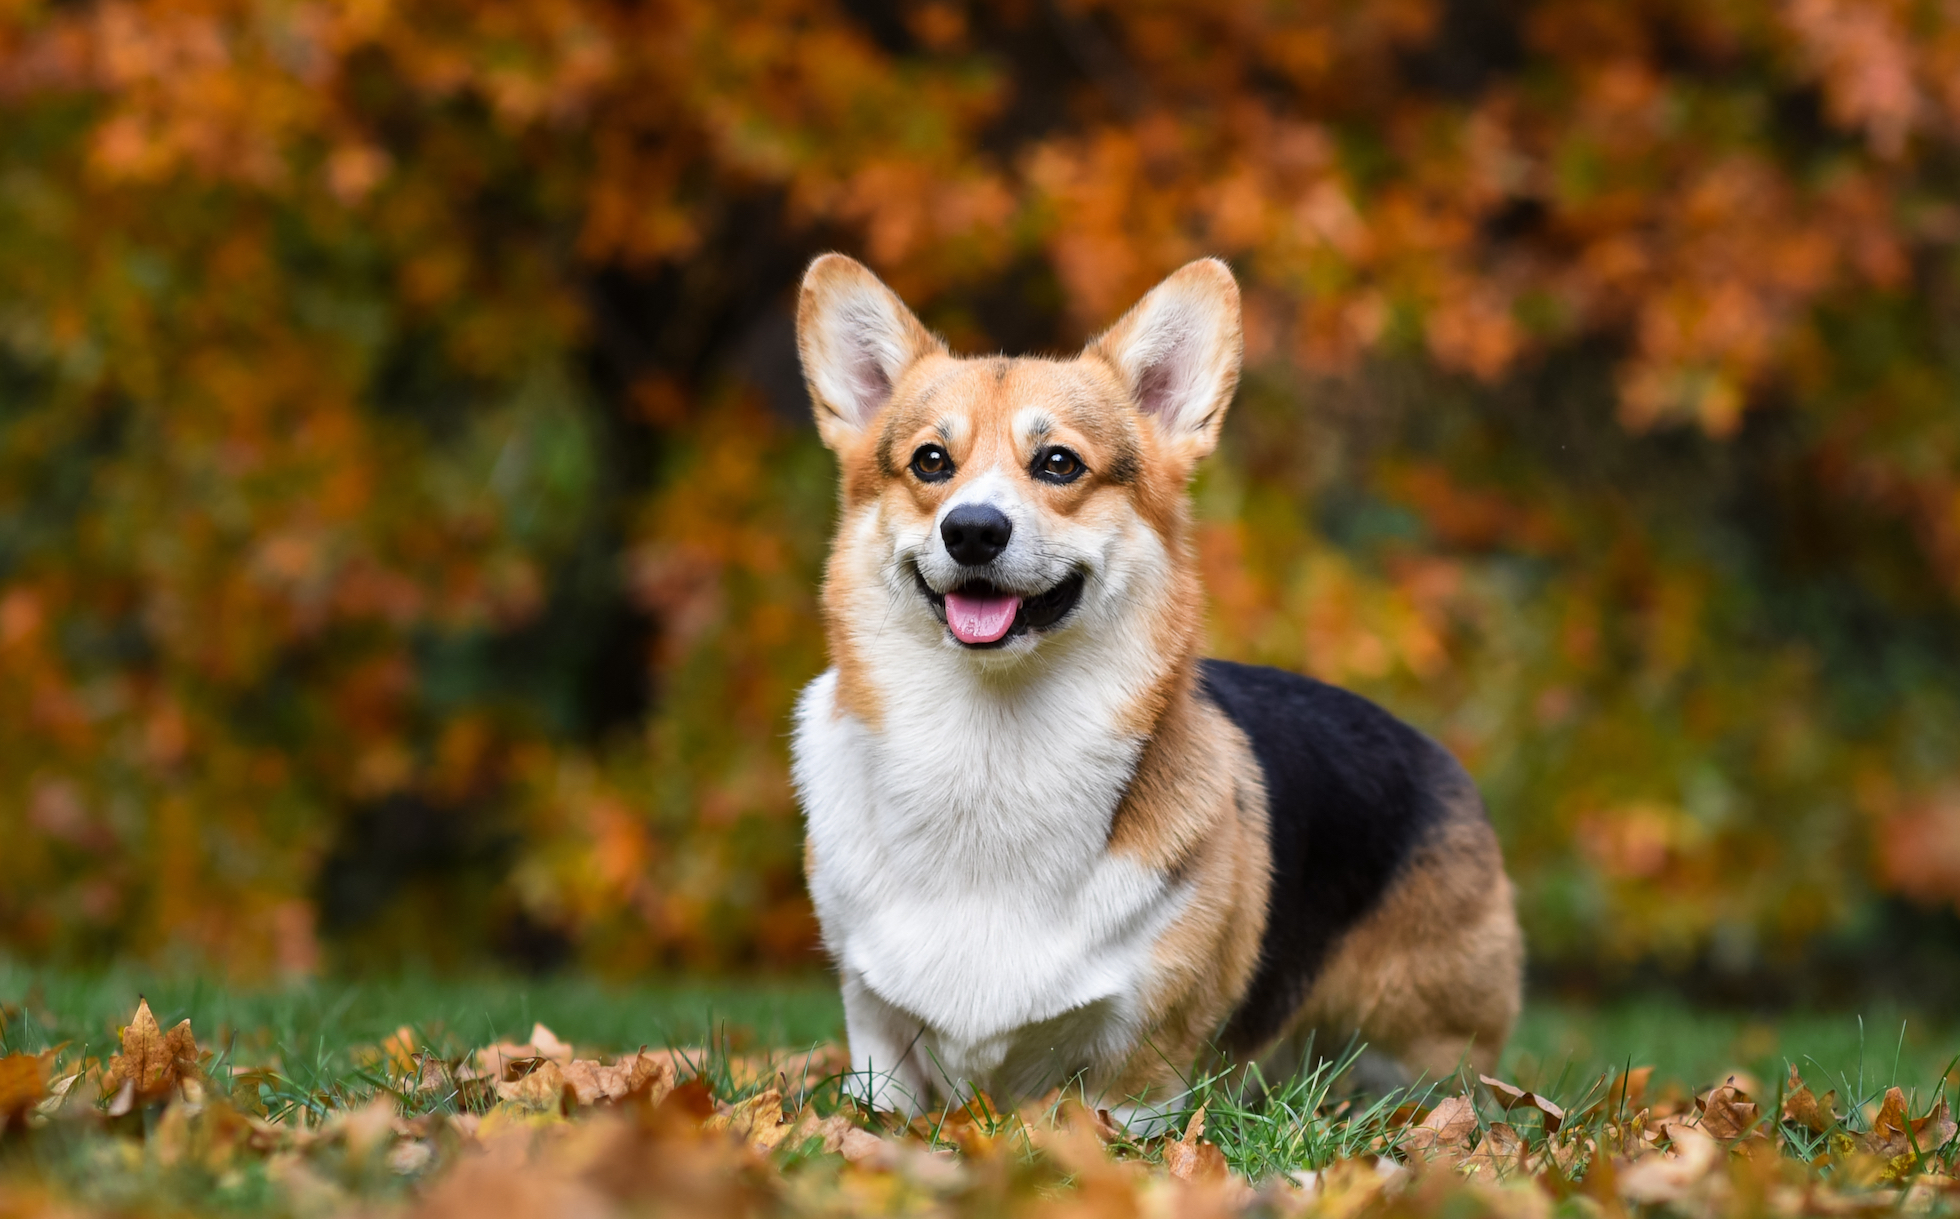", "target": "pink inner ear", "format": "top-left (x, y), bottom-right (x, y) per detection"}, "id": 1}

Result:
top-left (1134, 329), bottom-right (1194, 422)
top-left (844, 340), bottom-right (894, 423)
